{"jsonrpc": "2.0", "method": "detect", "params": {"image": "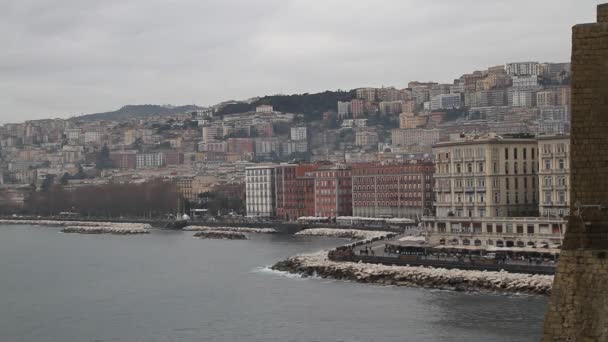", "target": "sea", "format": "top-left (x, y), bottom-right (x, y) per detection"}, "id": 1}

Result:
top-left (0, 225), bottom-right (548, 342)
